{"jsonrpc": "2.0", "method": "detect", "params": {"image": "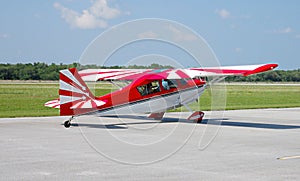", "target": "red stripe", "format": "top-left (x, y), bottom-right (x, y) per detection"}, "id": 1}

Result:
top-left (79, 70), bottom-right (125, 77)
top-left (117, 70), bottom-right (152, 80)
top-left (190, 64), bottom-right (278, 76)
top-left (175, 70), bottom-right (190, 78)
top-left (60, 69), bottom-right (94, 98)
top-left (73, 101), bottom-right (85, 108)
top-left (190, 68), bottom-right (246, 74)
top-left (91, 100), bottom-right (97, 108)
top-left (243, 64), bottom-right (278, 76)
top-left (61, 99), bottom-right (84, 107)
top-left (59, 89), bottom-right (86, 98)
top-left (98, 71), bottom-right (139, 80)
top-left (60, 73), bottom-right (85, 93)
